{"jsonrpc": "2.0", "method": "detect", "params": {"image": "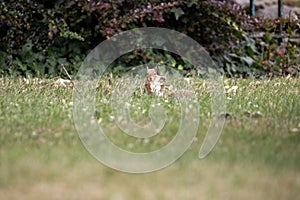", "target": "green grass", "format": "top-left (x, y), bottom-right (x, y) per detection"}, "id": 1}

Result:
top-left (0, 76), bottom-right (300, 200)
